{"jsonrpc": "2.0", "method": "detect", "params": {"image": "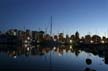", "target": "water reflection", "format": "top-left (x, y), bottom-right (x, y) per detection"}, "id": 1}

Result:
top-left (84, 68), bottom-right (96, 71)
top-left (0, 44), bottom-right (108, 71)
top-left (86, 59), bottom-right (92, 65)
top-left (0, 45), bottom-right (81, 58)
